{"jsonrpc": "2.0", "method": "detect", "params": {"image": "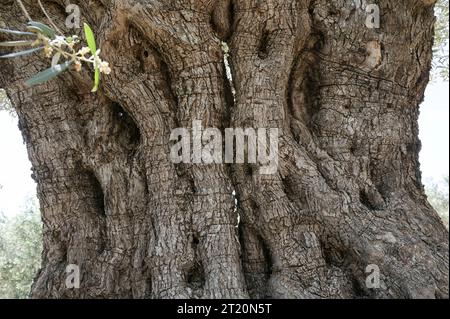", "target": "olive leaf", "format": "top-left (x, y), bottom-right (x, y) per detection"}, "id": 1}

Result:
top-left (0, 46), bottom-right (43, 59)
top-left (25, 60), bottom-right (72, 87)
top-left (27, 21), bottom-right (56, 39)
top-left (0, 40), bottom-right (36, 47)
top-left (83, 23), bottom-right (100, 92)
top-left (92, 68), bottom-right (100, 93)
top-left (83, 23), bottom-right (97, 56)
top-left (0, 28), bottom-right (35, 36)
